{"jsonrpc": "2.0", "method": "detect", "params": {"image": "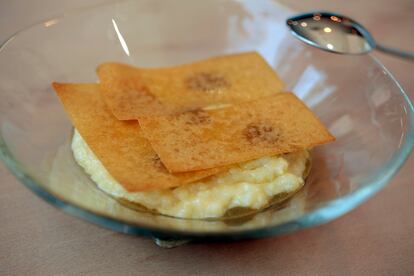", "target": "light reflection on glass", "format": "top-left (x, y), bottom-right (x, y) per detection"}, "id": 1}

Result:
top-left (112, 19), bottom-right (130, 56)
top-left (371, 89), bottom-right (390, 108)
top-left (329, 115), bottom-right (354, 138)
top-left (44, 19), bottom-right (58, 28)
top-left (326, 43), bottom-right (334, 50)
top-left (398, 129), bottom-right (405, 149)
